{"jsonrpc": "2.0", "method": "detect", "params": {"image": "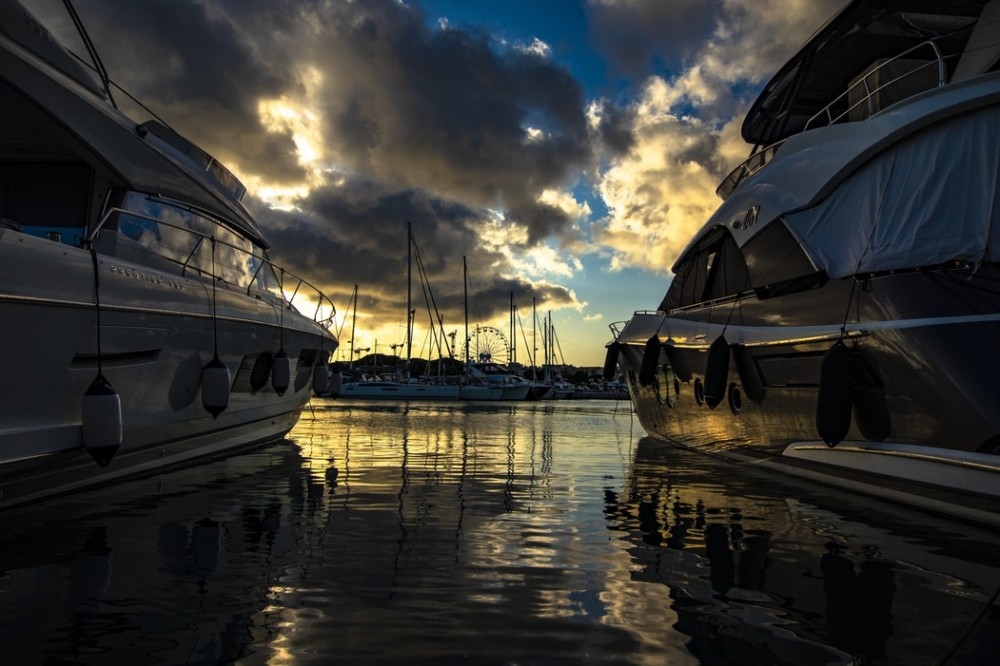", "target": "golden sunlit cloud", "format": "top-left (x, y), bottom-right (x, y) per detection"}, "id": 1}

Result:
top-left (253, 67), bottom-right (330, 206)
top-left (595, 75), bottom-right (721, 275)
top-left (538, 188), bottom-right (592, 224)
